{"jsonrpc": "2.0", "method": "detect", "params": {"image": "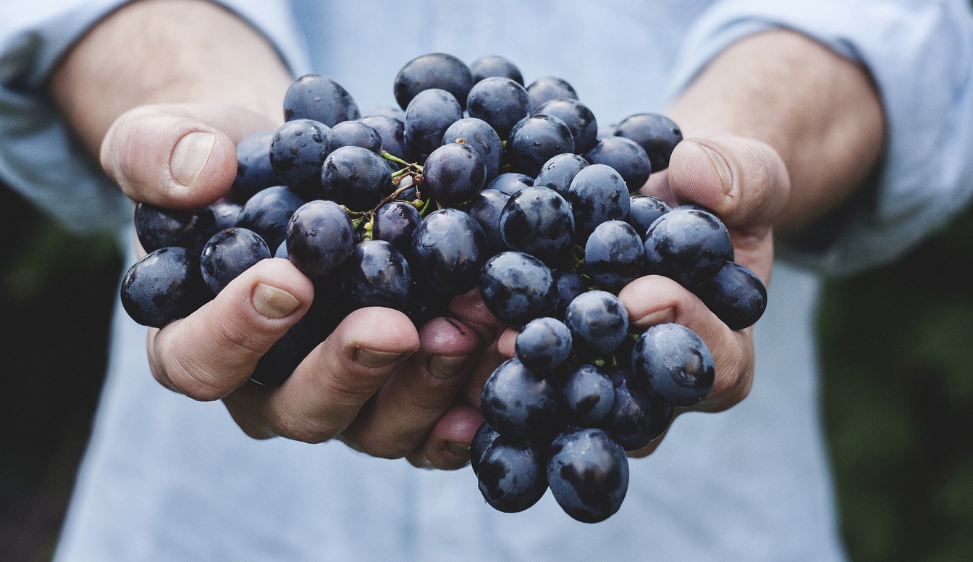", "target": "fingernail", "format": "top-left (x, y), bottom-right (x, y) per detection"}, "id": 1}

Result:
top-left (428, 355), bottom-right (470, 380)
top-left (252, 283), bottom-right (301, 319)
top-left (357, 348), bottom-right (404, 368)
top-left (700, 145), bottom-right (732, 194)
top-left (171, 132), bottom-right (216, 187)
top-left (446, 441), bottom-right (470, 457)
top-left (633, 308), bottom-right (675, 328)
